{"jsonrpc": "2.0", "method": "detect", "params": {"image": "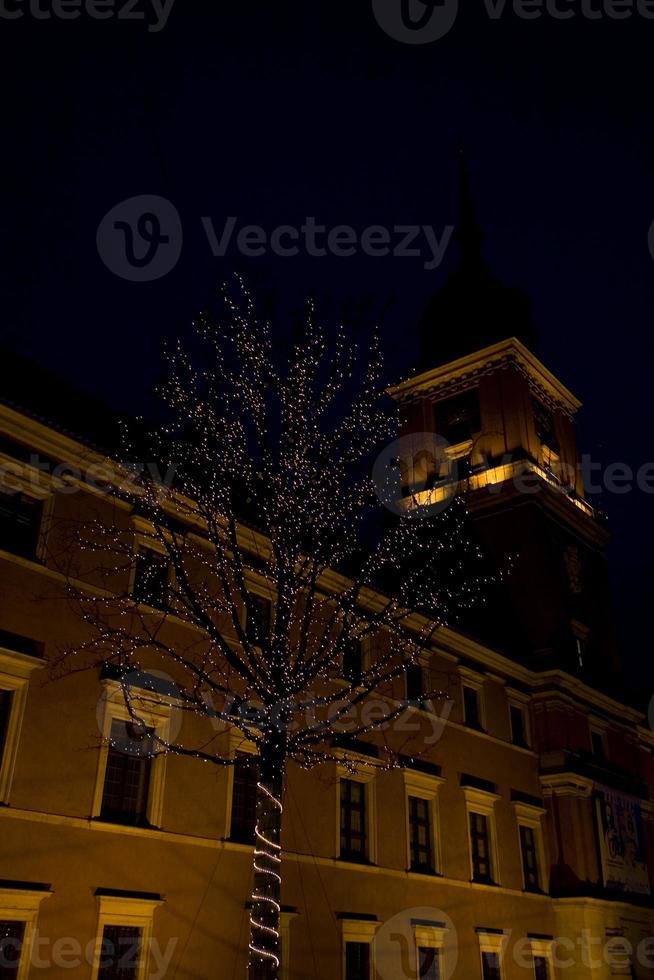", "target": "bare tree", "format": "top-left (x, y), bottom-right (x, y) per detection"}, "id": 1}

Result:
top-left (58, 279), bottom-right (491, 979)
